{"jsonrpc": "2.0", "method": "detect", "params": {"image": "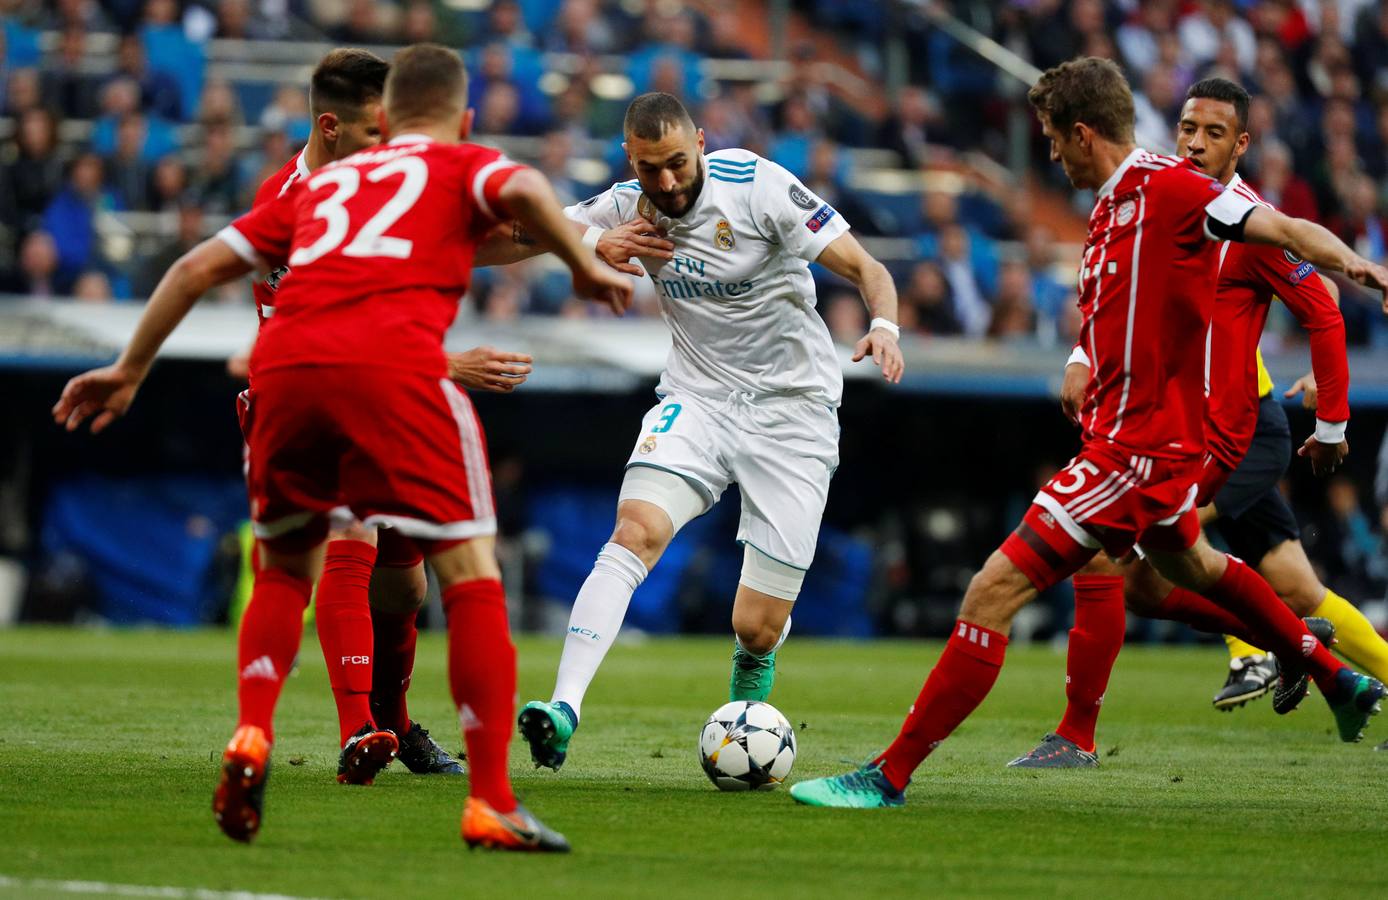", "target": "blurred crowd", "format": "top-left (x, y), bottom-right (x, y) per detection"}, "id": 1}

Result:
top-left (0, 0), bottom-right (1386, 346)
